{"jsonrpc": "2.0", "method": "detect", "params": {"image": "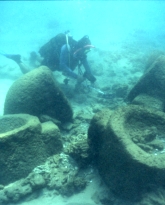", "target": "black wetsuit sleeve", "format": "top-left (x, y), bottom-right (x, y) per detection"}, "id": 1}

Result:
top-left (60, 45), bottom-right (78, 79)
top-left (81, 57), bottom-right (96, 83)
